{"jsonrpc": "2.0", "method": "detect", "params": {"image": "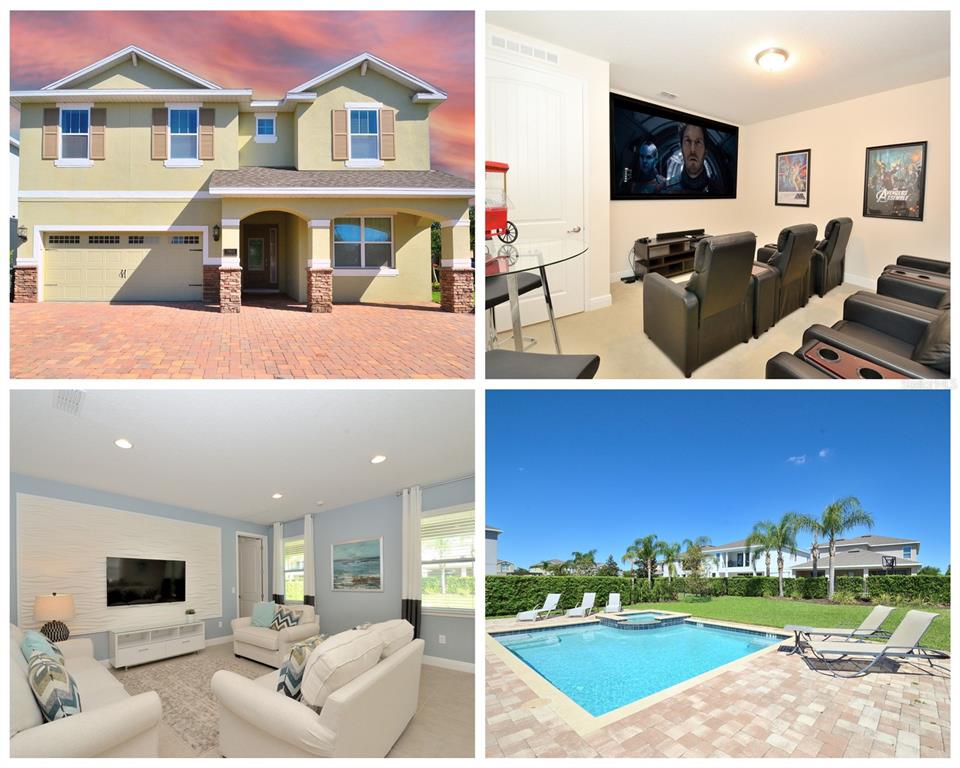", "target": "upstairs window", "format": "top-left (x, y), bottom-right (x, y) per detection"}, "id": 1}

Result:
top-left (255, 115), bottom-right (277, 143)
top-left (902, 546), bottom-right (911, 560)
top-left (60, 108), bottom-right (90, 160)
top-left (349, 109), bottom-right (379, 160)
top-left (169, 108), bottom-right (199, 160)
